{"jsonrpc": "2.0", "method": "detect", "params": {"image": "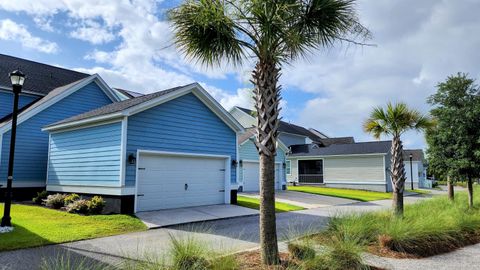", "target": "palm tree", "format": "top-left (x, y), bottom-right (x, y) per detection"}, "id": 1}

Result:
top-left (169, 0), bottom-right (370, 264)
top-left (364, 103), bottom-right (433, 217)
